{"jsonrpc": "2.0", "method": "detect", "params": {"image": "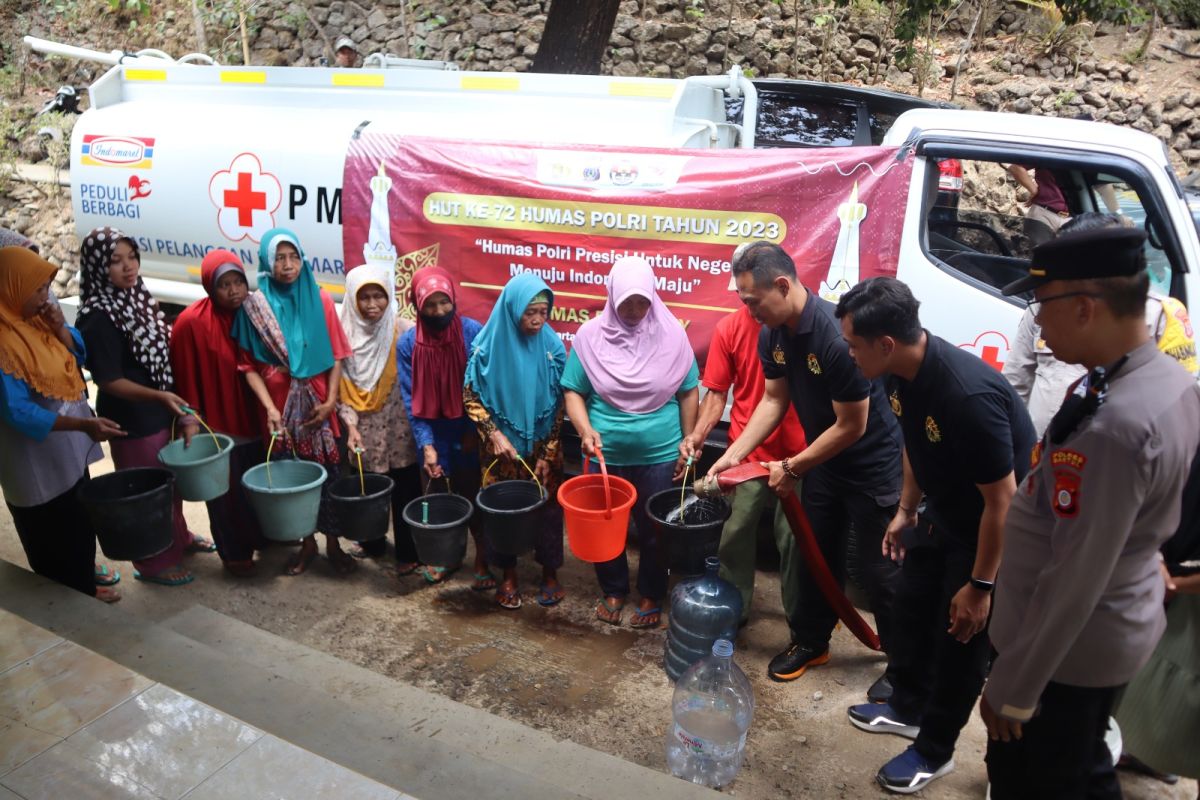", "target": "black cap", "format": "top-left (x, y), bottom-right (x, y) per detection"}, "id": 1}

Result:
top-left (1001, 226), bottom-right (1148, 296)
